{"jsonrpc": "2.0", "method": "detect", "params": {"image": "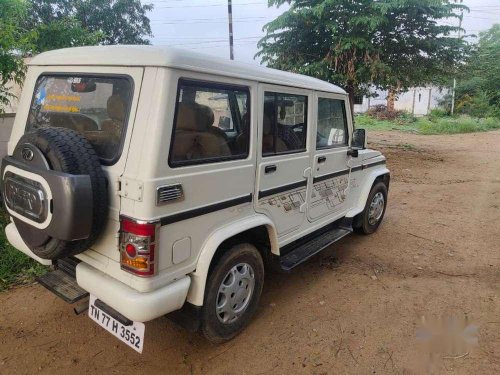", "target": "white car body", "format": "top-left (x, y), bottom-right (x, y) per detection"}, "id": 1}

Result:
top-left (5, 46), bottom-right (389, 324)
